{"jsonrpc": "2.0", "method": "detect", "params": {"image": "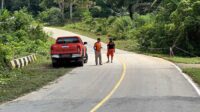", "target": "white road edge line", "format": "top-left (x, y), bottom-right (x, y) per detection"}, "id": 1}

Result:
top-left (171, 62), bottom-right (200, 96)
